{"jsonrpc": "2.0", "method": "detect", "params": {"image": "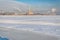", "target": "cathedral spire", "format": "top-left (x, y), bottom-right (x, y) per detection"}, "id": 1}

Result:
top-left (28, 6), bottom-right (33, 15)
